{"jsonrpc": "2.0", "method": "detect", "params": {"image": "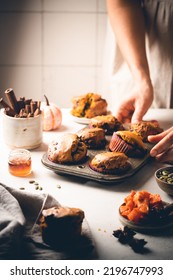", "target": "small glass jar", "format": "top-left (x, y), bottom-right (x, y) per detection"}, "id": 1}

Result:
top-left (8, 149), bottom-right (32, 176)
